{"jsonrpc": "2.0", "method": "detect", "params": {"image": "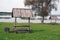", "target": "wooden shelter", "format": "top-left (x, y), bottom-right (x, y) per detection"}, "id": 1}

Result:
top-left (12, 8), bottom-right (34, 32)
